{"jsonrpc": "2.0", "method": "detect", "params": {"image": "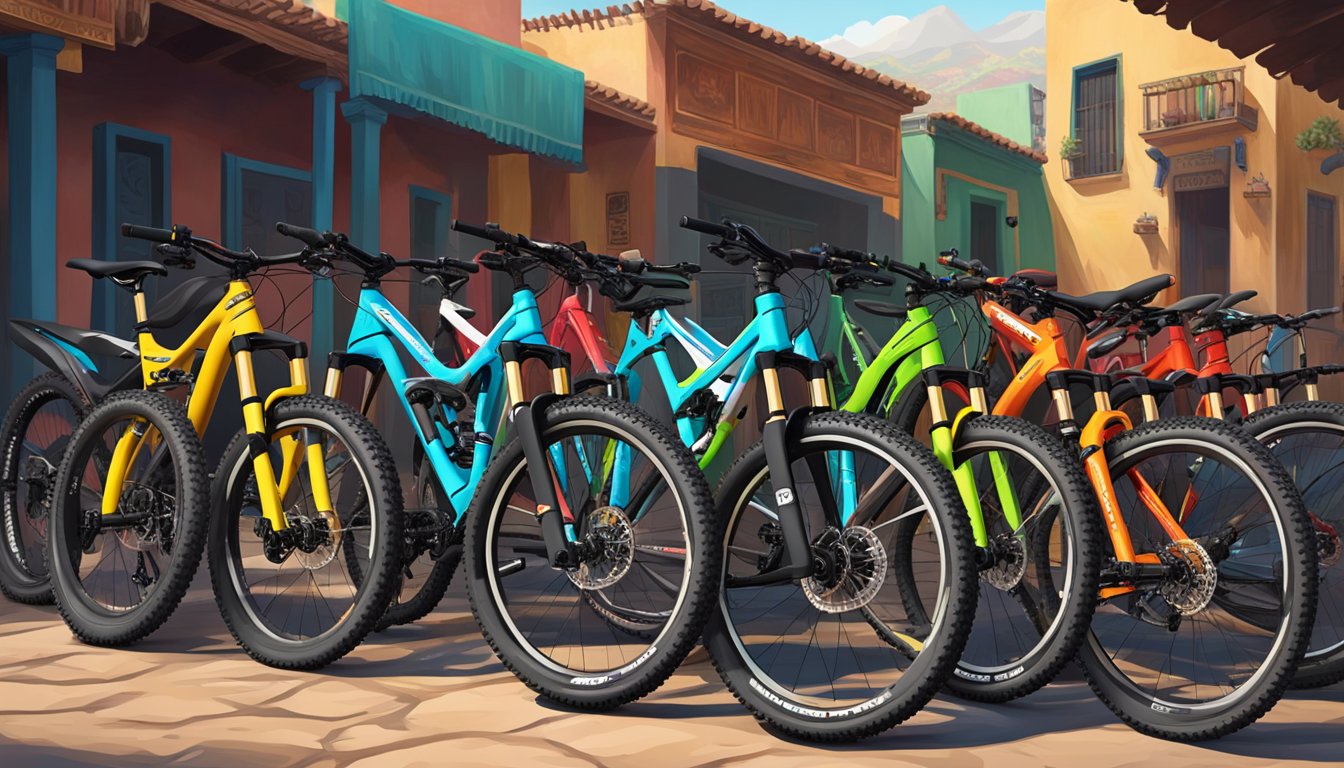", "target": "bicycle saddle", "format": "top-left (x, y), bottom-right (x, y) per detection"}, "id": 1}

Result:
top-left (853, 299), bottom-right (908, 319)
top-left (612, 294), bottom-right (691, 315)
top-left (66, 258), bottom-right (167, 285)
top-left (1049, 274), bottom-right (1173, 314)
